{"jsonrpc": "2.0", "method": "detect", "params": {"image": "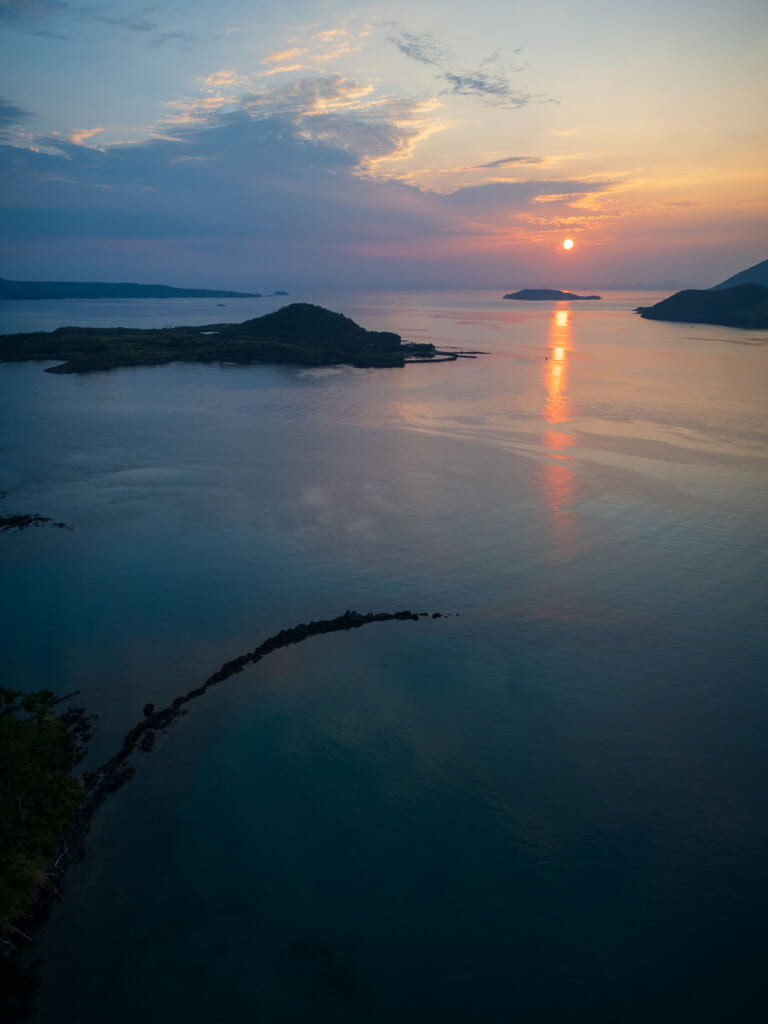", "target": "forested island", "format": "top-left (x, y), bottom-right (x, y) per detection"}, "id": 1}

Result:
top-left (503, 289), bottom-right (601, 301)
top-left (635, 284), bottom-right (768, 328)
top-left (0, 278), bottom-right (261, 300)
top-left (0, 303), bottom-right (438, 373)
